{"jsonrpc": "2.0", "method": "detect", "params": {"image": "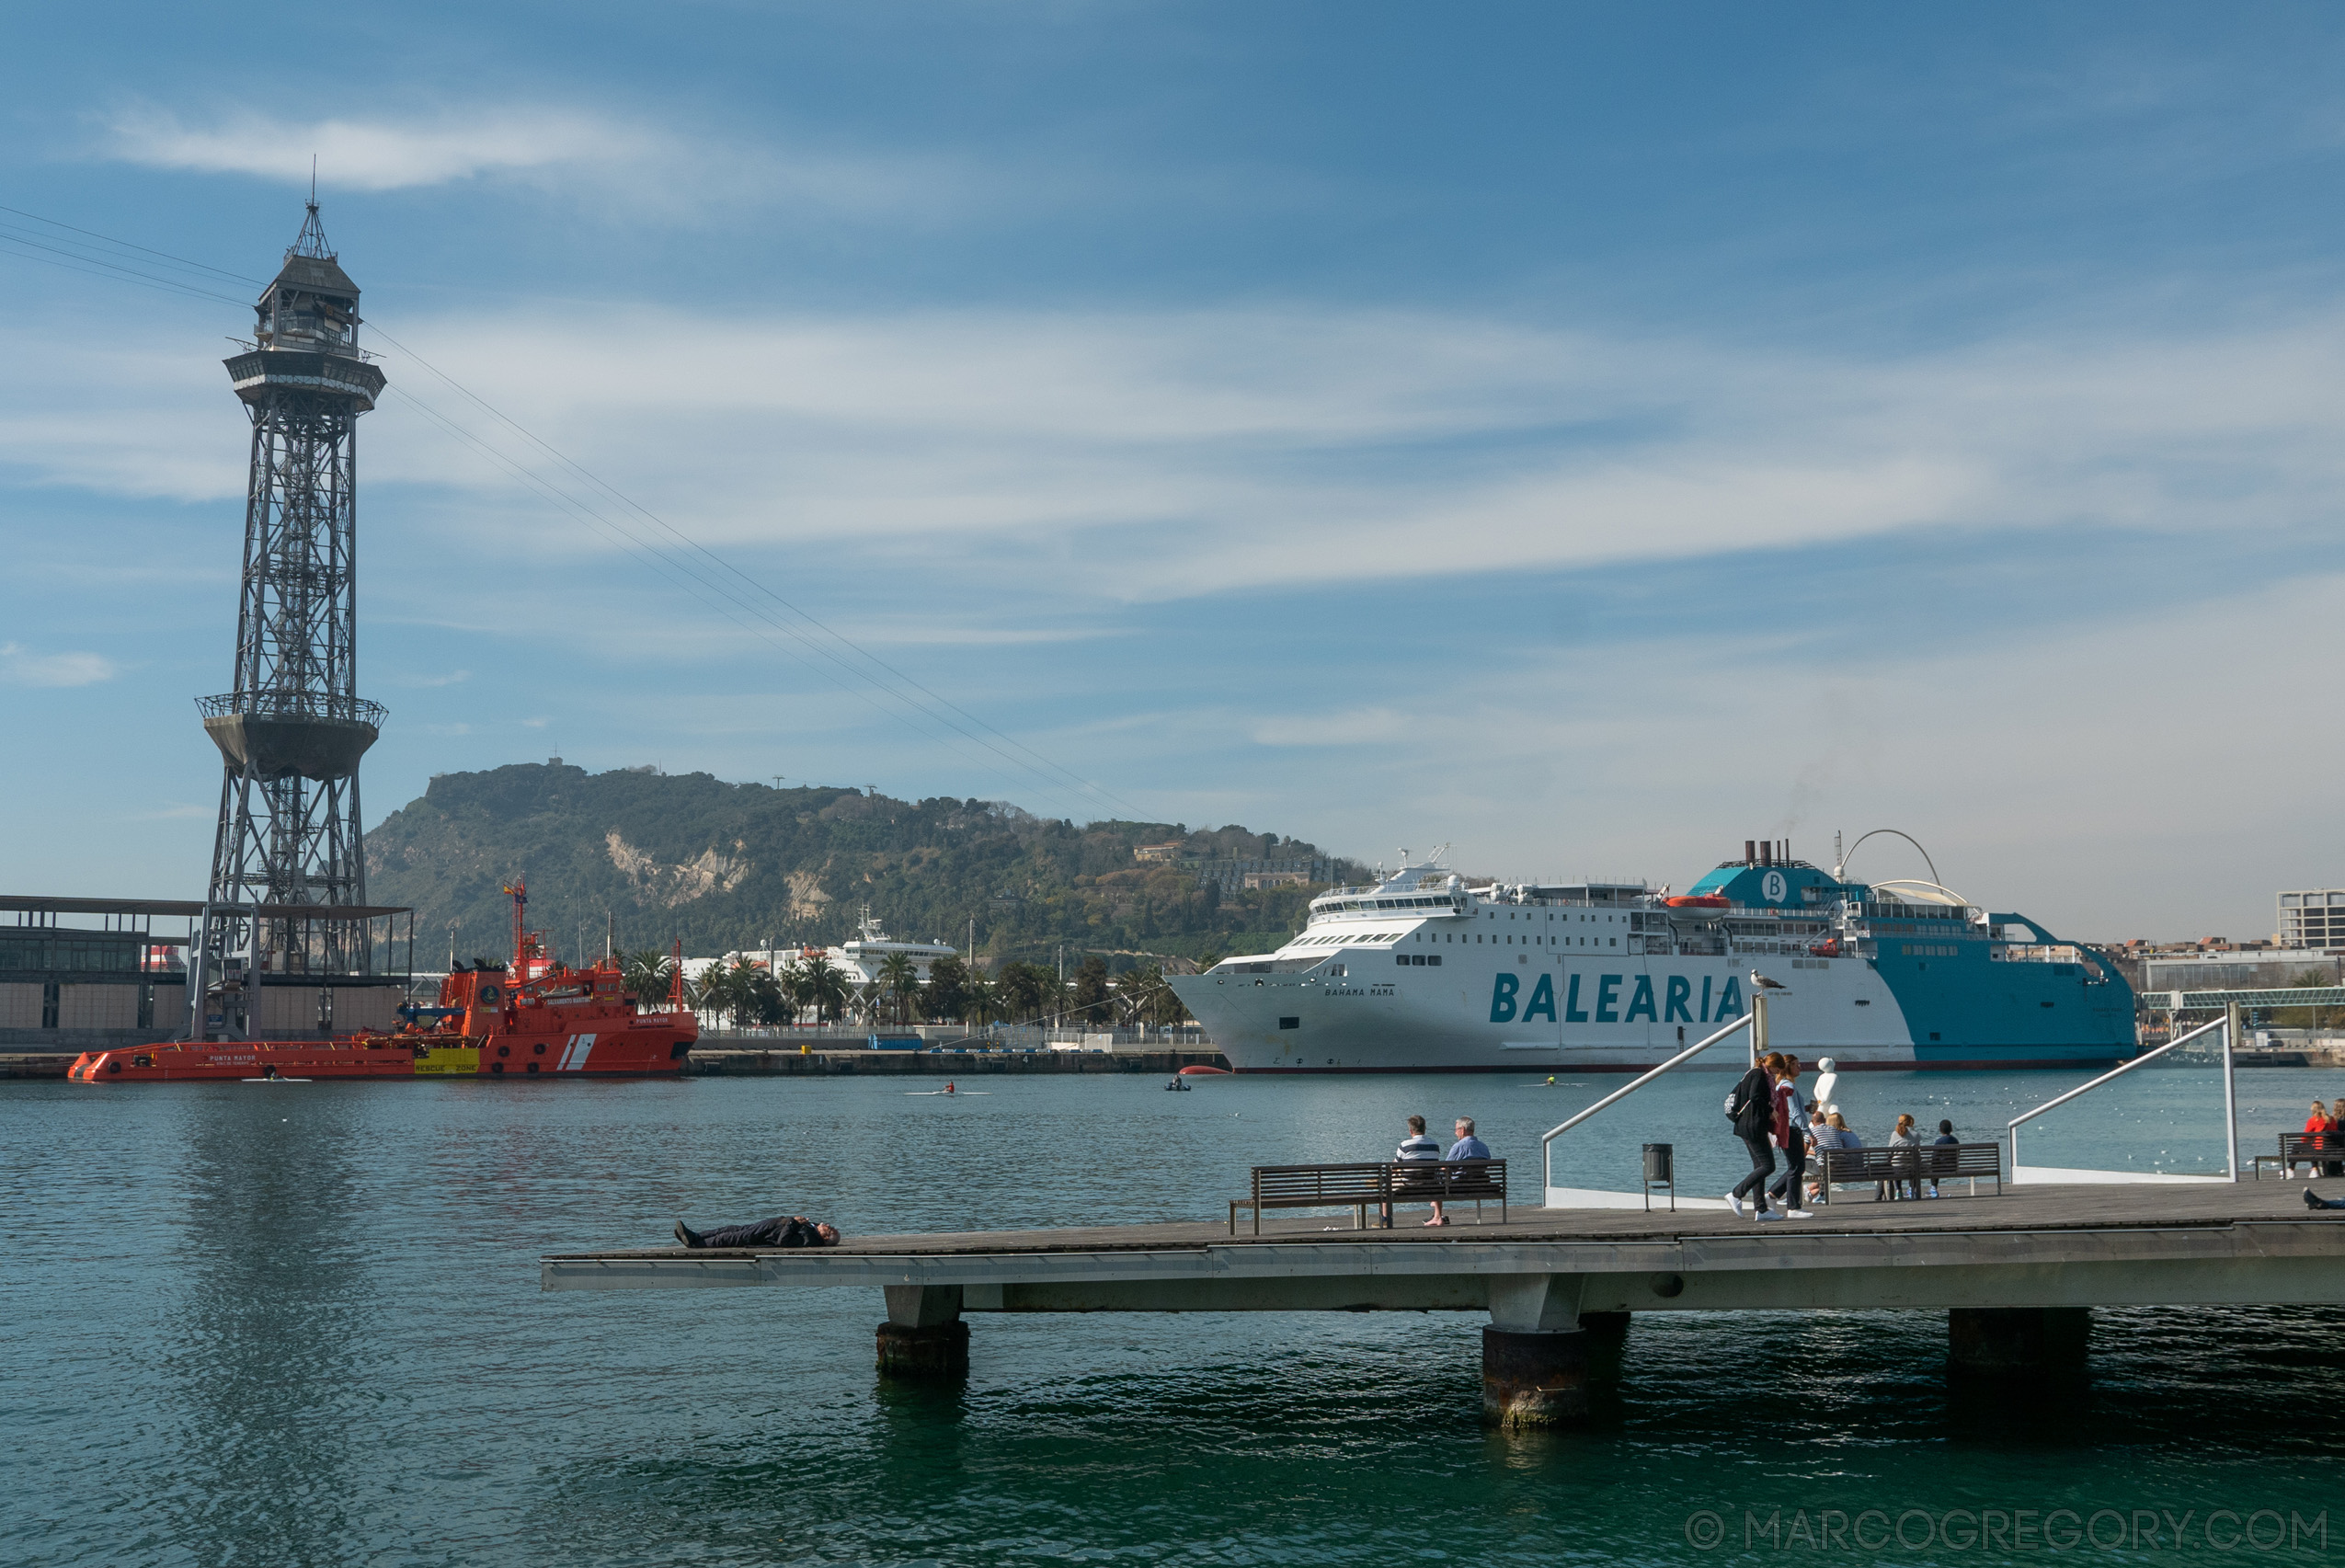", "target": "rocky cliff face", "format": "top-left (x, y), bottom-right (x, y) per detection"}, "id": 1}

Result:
top-left (364, 762), bottom-right (1360, 968)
